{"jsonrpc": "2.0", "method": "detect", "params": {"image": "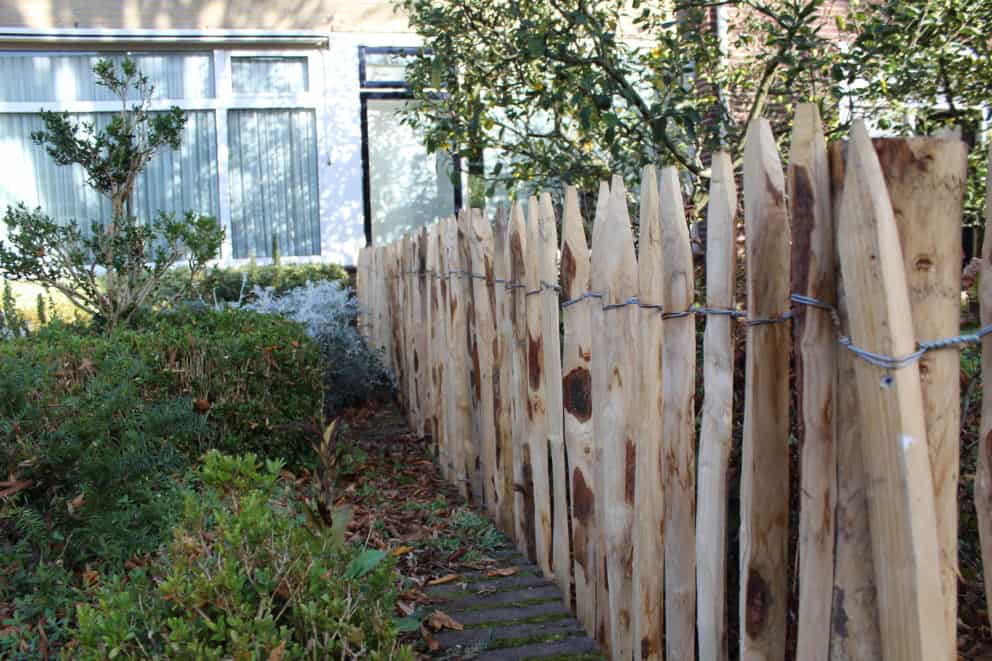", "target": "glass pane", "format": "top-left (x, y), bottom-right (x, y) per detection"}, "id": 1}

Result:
top-left (364, 50), bottom-right (416, 84)
top-left (231, 57), bottom-right (308, 94)
top-left (0, 111), bottom-right (219, 240)
top-left (227, 109), bottom-right (320, 259)
top-left (366, 98), bottom-right (455, 244)
top-left (0, 52), bottom-right (214, 102)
